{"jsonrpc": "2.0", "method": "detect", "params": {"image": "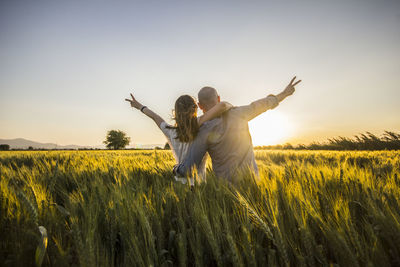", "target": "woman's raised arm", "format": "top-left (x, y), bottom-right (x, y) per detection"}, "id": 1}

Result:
top-left (198, 101), bottom-right (233, 126)
top-left (125, 93), bottom-right (165, 128)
